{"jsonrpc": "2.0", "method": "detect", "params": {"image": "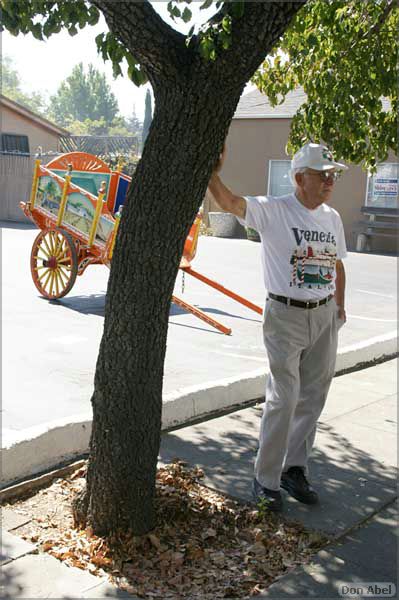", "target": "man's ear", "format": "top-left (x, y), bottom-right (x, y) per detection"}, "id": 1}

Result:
top-left (294, 171), bottom-right (303, 187)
